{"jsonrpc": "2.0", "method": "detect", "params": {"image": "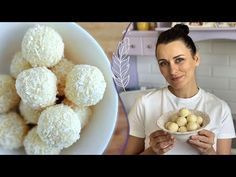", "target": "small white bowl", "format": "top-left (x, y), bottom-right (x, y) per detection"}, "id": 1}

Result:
top-left (0, 22), bottom-right (118, 154)
top-left (157, 109), bottom-right (210, 142)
